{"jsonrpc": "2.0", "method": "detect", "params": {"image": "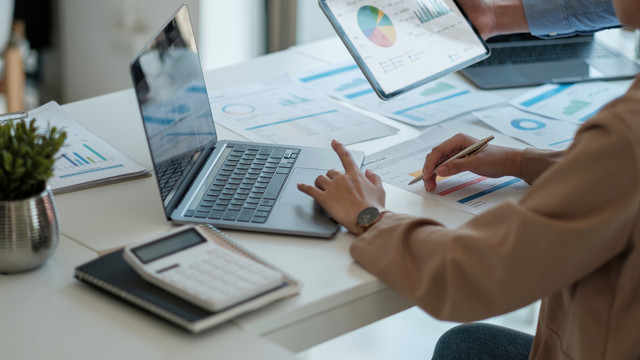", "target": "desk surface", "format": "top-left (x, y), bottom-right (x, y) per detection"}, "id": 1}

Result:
top-left (0, 236), bottom-right (297, 360)
top-left (2, 29), bottom-right (638, 359)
